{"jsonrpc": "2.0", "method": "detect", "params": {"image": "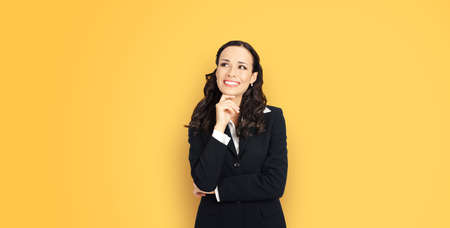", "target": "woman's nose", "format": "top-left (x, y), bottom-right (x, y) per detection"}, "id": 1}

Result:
top-left (228, 66), bottom-right (238, 77)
